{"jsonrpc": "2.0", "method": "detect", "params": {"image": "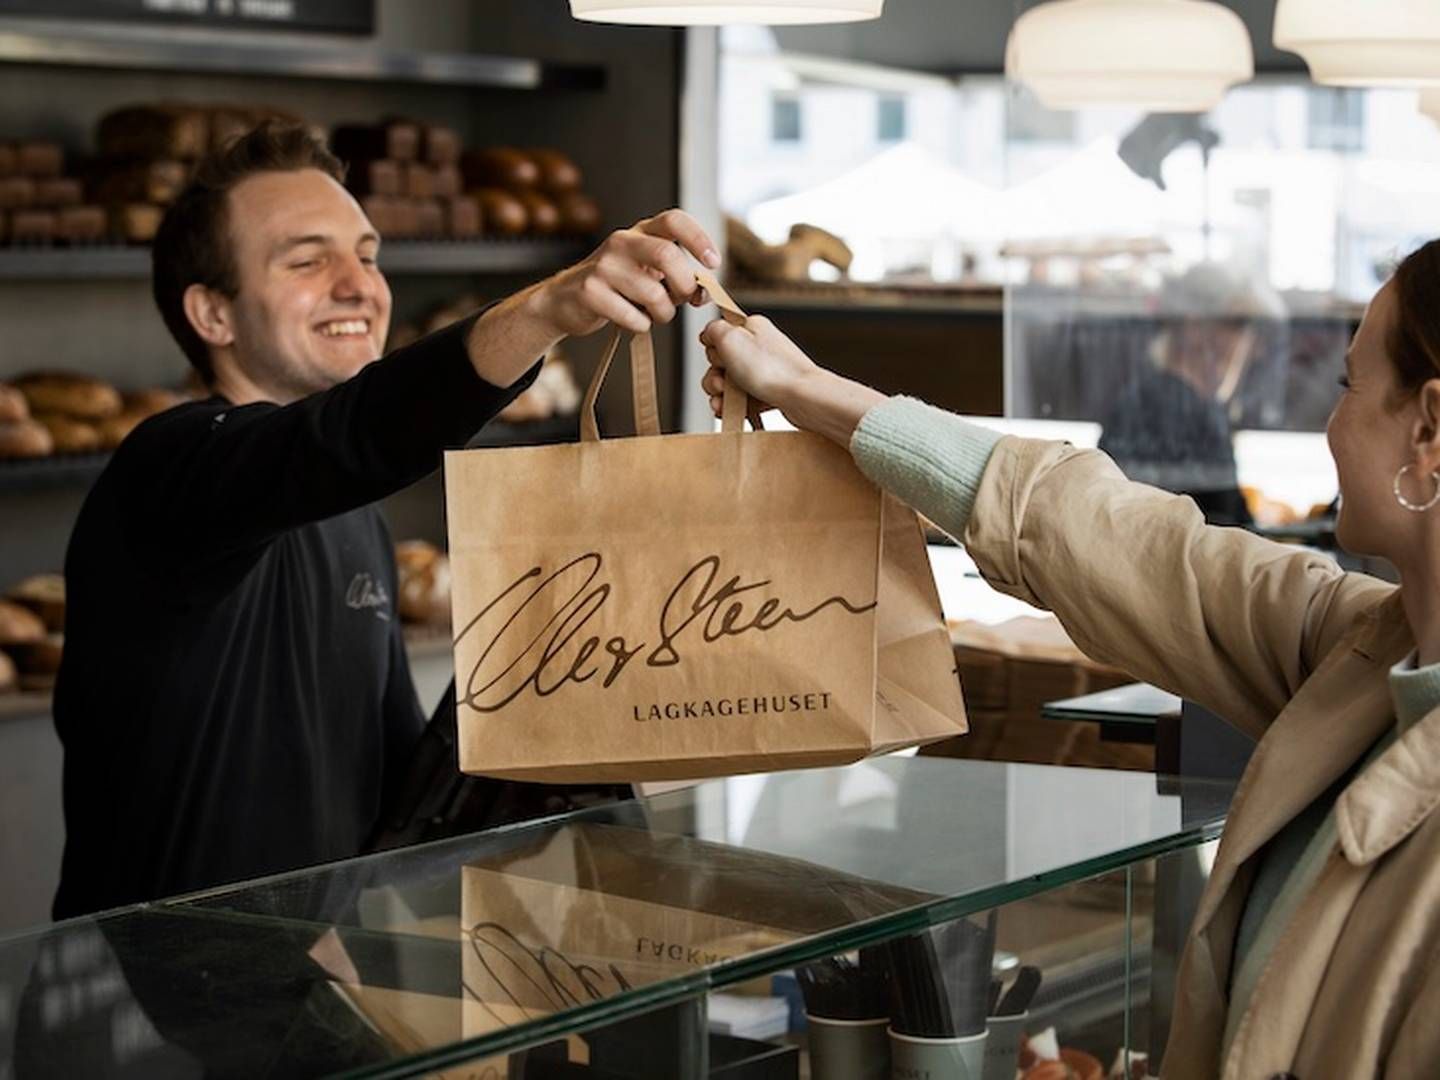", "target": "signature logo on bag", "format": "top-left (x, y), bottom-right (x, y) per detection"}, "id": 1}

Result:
top-left (454, 552), bottom-right (875, 713)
